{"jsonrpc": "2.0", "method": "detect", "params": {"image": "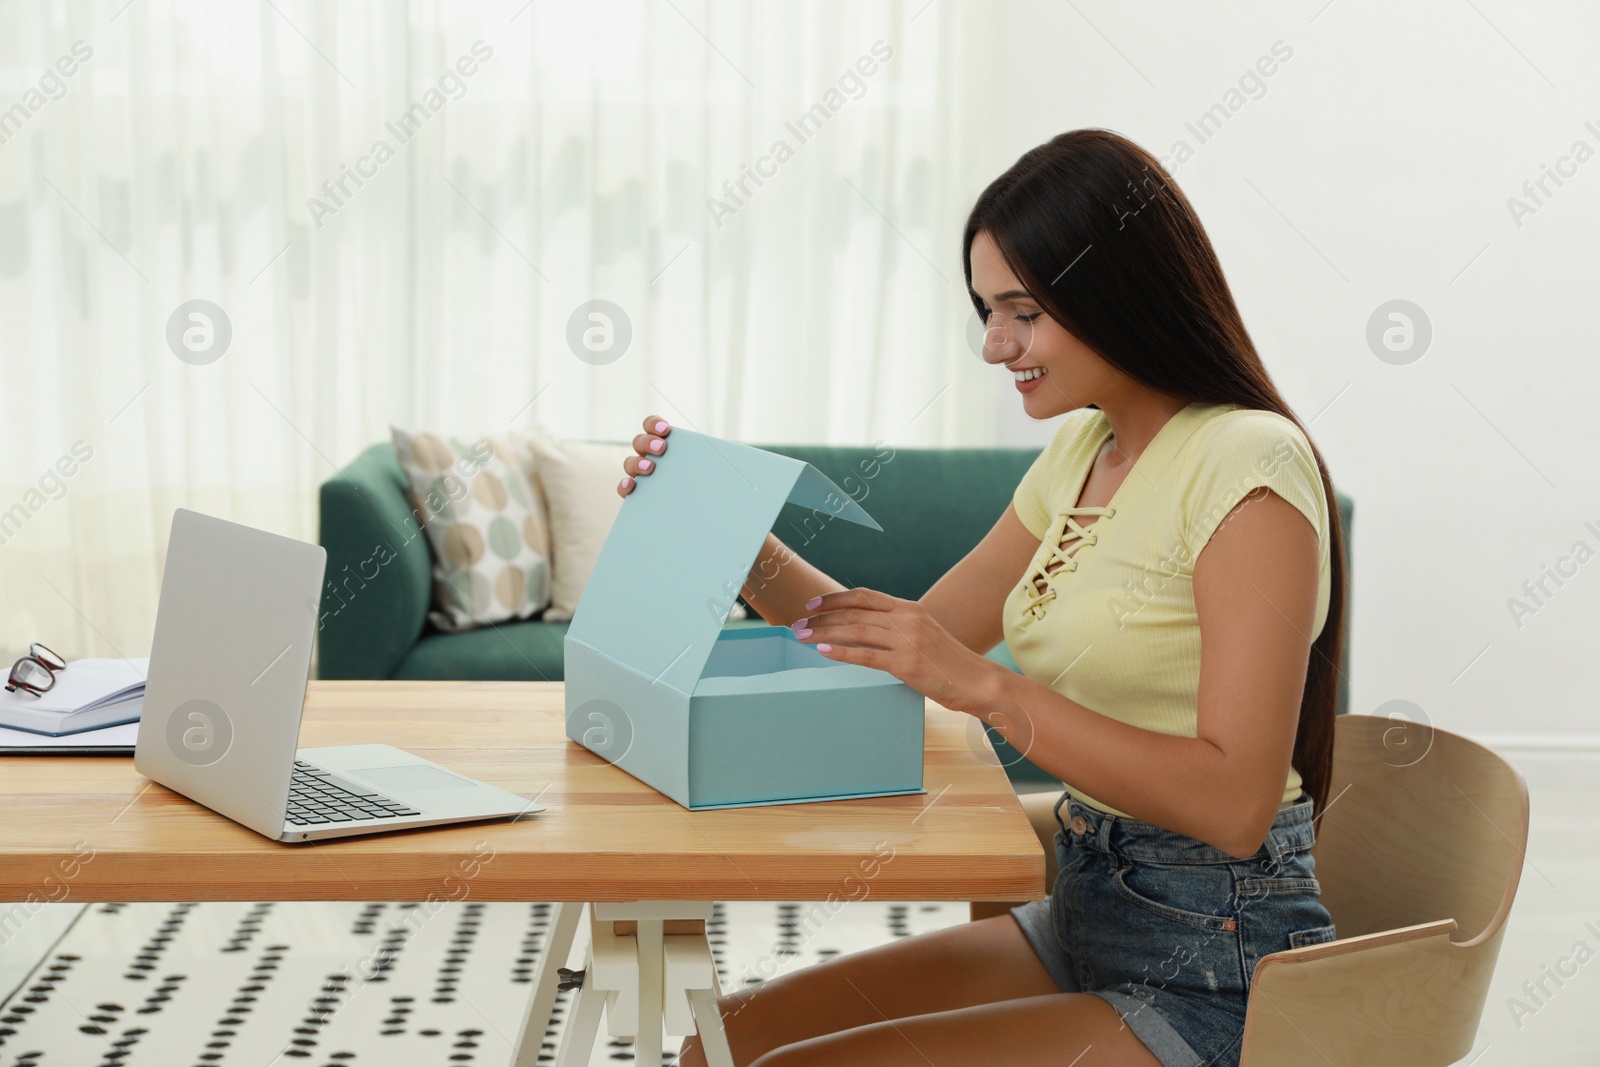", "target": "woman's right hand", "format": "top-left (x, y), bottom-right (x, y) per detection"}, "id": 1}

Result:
top-left (618, 415), bottom-right (672, 497)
